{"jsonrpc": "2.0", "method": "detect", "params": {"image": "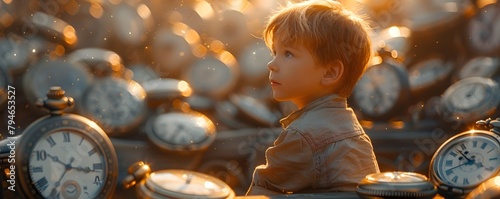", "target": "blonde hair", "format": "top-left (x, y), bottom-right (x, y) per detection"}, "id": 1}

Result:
top-left (263, 0), bottom-right (372, 98)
